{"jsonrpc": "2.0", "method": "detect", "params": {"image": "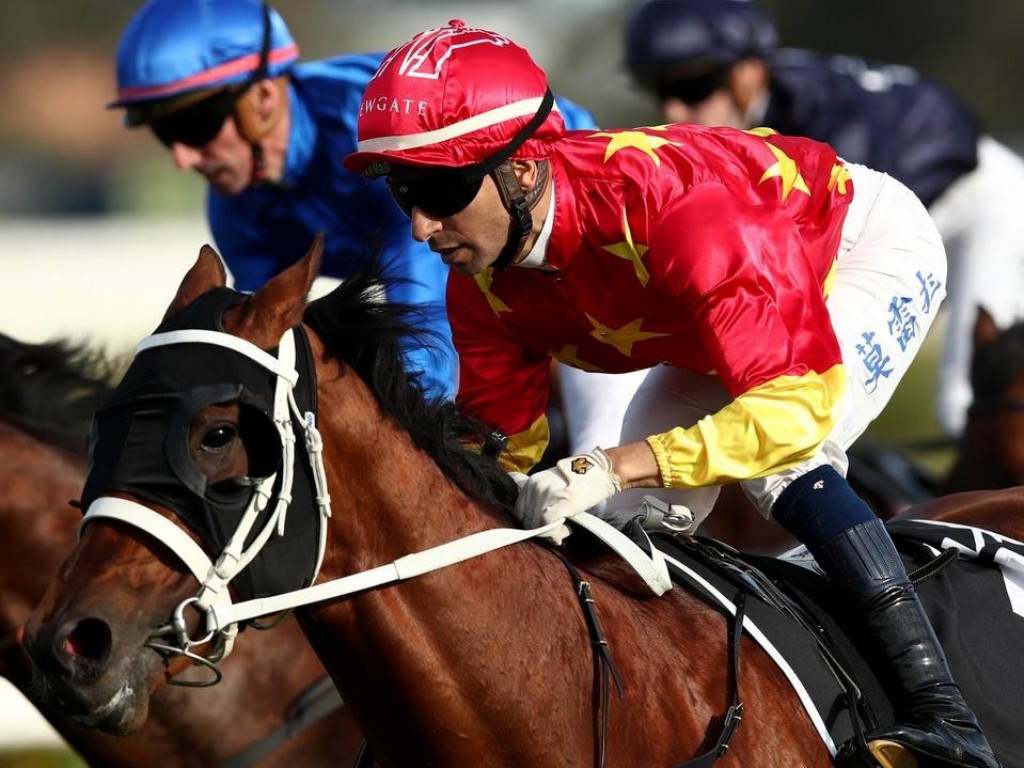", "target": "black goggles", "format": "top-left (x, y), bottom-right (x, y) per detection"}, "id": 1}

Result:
top-left (386, 167), bottom-right (486, 219)
top-left (149, 87), bottom-right (246, 148)
top-left (655, 66), bottom-right (730, 106)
